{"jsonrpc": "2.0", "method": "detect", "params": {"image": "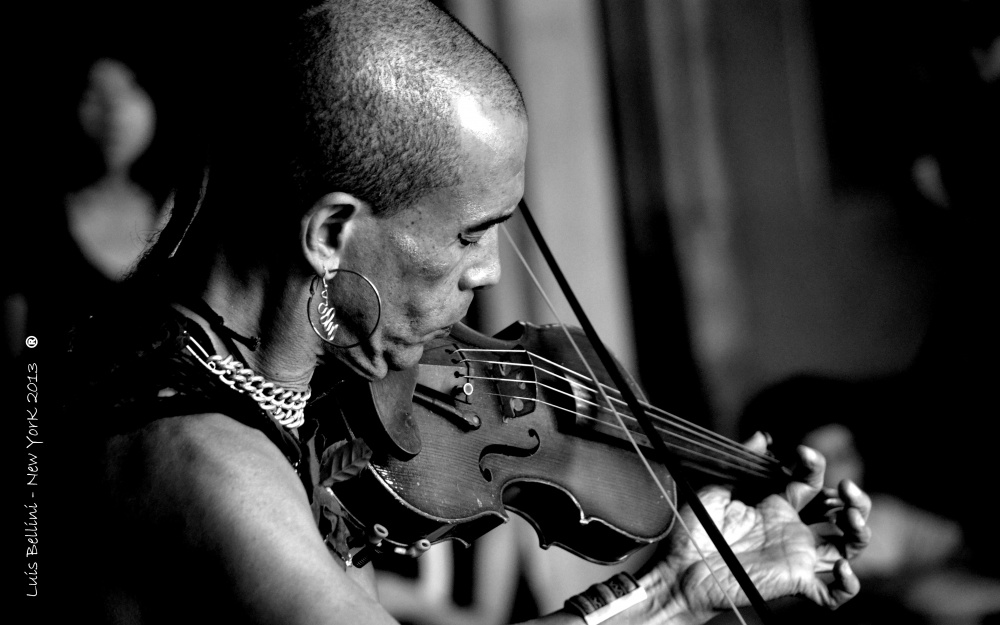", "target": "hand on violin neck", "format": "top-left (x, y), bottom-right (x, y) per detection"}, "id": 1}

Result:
top-left (635, 439), bottom-right (871, 619)
top-left (775, 442), bottom-right (872, 570)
